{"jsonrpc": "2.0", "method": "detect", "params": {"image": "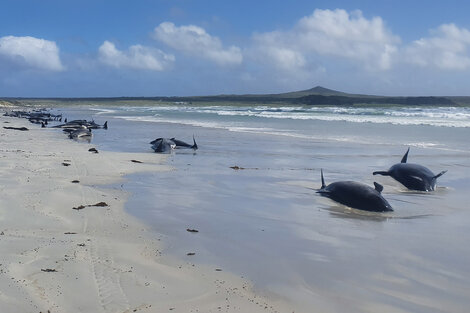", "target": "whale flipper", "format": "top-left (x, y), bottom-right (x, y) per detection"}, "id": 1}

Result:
top-left (373, 171), bottom-right (390, 176)
top-left (373, 182), bottom-right (383, 193)
top-left (434, 170), bottom-right (447, 179)
top-left (401, 148), bottom-right (410, 163)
